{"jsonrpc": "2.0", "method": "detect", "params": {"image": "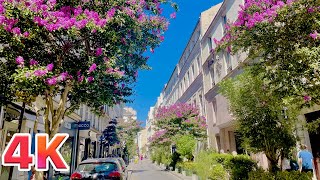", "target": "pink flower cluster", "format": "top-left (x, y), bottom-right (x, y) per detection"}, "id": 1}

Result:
top-left (148, 129), bottom-right (167, 143)
top-left (155, 103), bottom-right (207, 131)
top-left (234, 0), bottom-right (290, 29)
top-left (0, 0), bottom-right (170, 40)
top-left (106, 67), bottom-right (125, 77)
top-left (310, 31), bottom-right (318, 40)
top-left (155, 103), bottom-right (199, 120)
top-left (18, 57), bottom-right (72, 86)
